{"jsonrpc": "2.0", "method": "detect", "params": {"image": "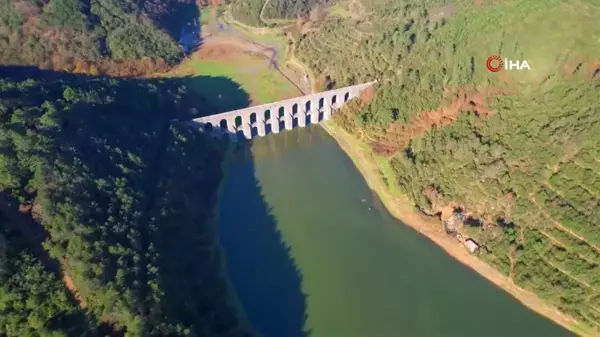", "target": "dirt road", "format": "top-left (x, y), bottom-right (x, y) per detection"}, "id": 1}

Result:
top-left (200, 7), bottom-right (310, 95)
